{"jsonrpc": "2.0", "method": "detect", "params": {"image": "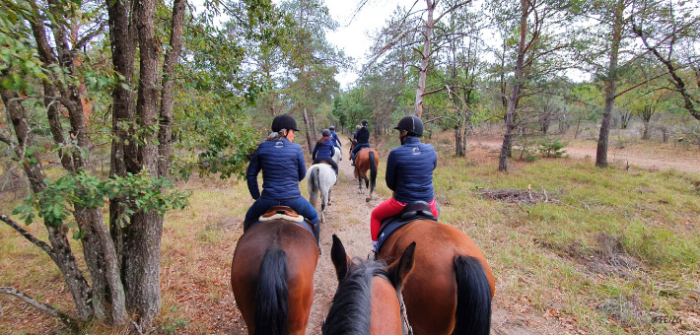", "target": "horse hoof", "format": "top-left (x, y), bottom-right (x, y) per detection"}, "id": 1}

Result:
top-left (365, 197), bottom-right (372, 202)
